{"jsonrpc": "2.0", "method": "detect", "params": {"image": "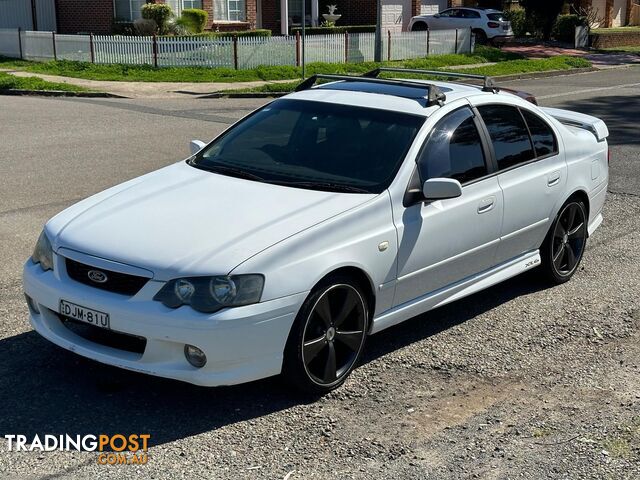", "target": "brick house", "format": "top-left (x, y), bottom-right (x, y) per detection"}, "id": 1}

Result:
top-left (570, 0), bottom-right (634, 27)
top-left (29, 0), bottom-right (504, 35)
